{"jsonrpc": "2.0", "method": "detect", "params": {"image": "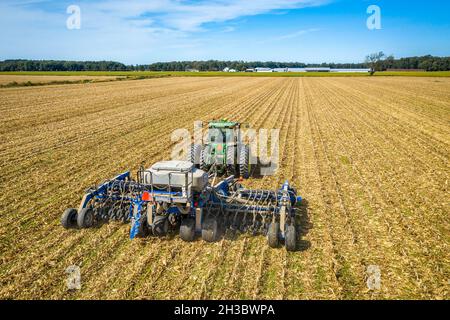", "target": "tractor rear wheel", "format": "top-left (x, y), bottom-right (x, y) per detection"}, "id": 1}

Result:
top-left (267, 222), bottom-right (280, 248)
top-left (180, 218), bottom-right (195, 242)
top-left (77, 208), bottom-right (95, 229)
top-left (200, 146), bottom-right (211, 171)
top-left (226, 145), bottom-right (237, 176)
top-left (152, 215), bottom-right (169, 237)
top-left (188, 144), bottom-right (202, 167)
top-left (202, 218), bottom-right (219, 242)
top-left (61, 208), bottom-right (78, 229)
top-left (239, 145), bottom-right (250, 179)
top-left (285, 224), bottom-right (297, 252)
